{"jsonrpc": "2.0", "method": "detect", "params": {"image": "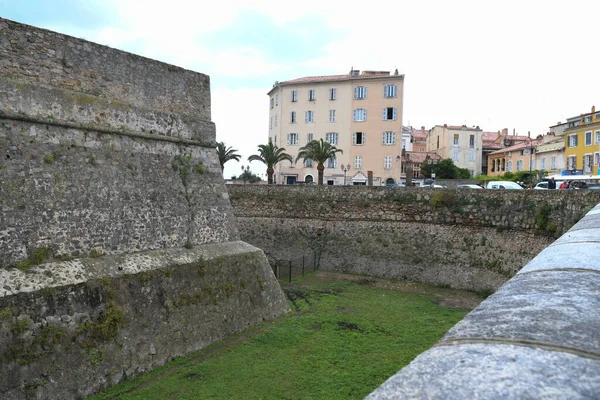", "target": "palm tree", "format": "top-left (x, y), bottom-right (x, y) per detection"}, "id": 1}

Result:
top-left (248, 141), bottom-right (292, 184)
top-left (296, 139), bottom-right (343, 185)
top-left (216, 142), bottom-right (241, 171)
